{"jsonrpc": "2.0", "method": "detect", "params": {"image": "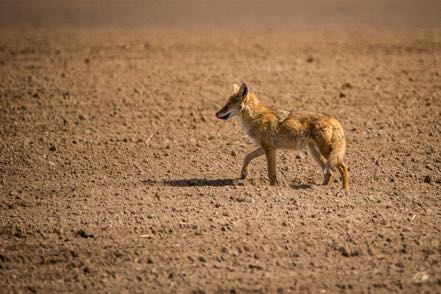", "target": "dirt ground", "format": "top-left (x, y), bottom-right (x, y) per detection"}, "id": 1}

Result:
top-left (1, 1), bottom-right (441, 293)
